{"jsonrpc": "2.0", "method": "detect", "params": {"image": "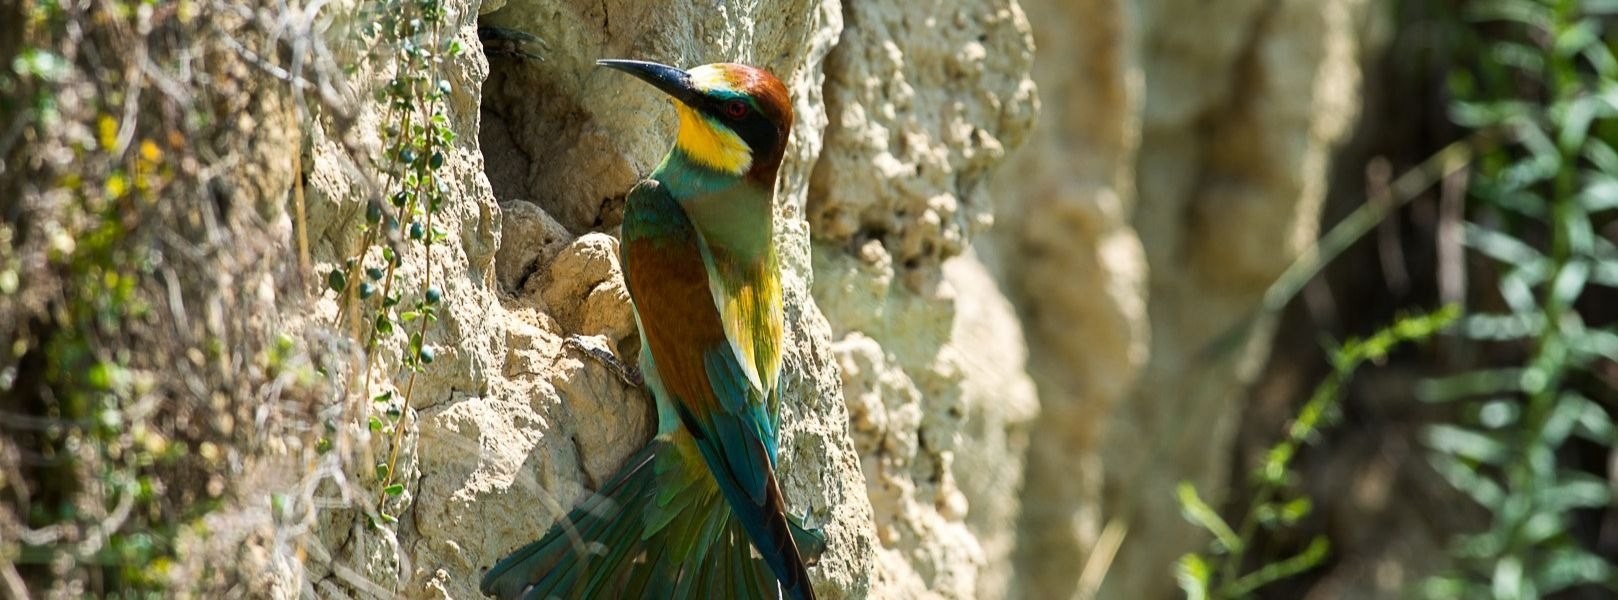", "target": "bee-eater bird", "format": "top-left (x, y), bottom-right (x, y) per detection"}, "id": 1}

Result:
top-left (479, 60), bottom-right (822, 600)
